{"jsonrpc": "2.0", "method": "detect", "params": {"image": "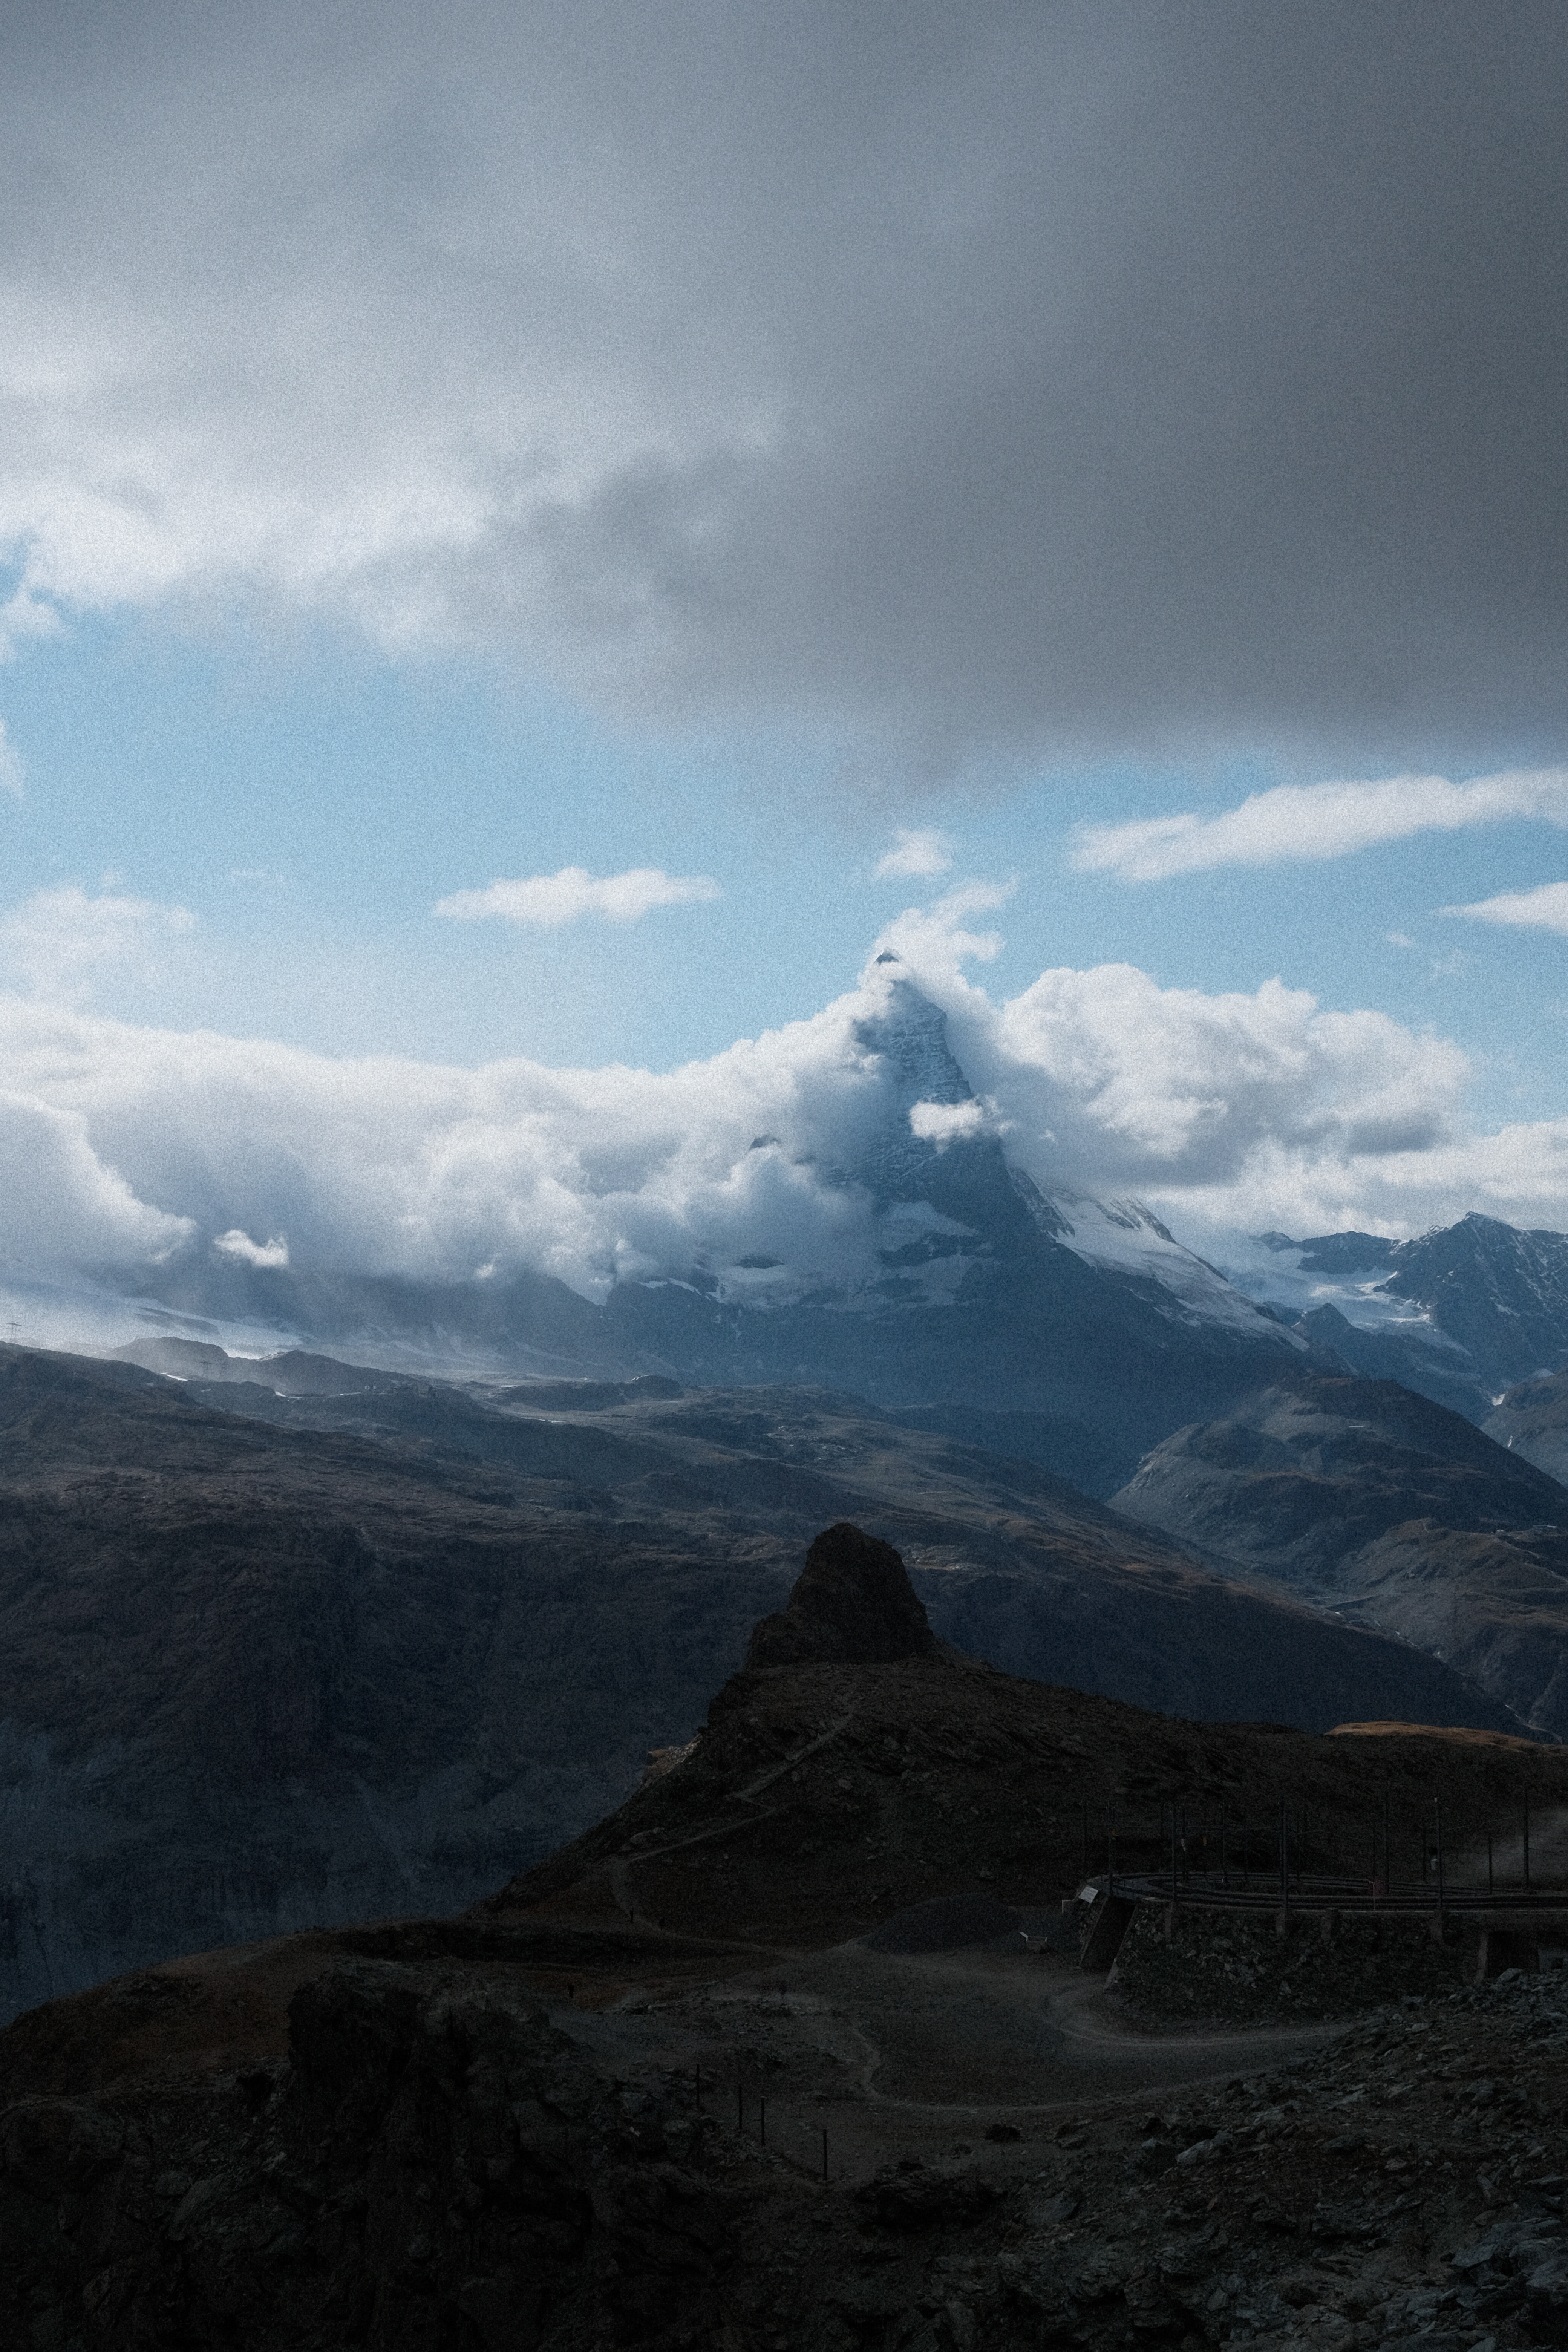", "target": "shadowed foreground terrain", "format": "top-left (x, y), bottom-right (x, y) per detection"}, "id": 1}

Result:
top-left (0, 1343), bottom-right (1520, 2021)
top-left (3, 1528), bottom-right (1568, 2349)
